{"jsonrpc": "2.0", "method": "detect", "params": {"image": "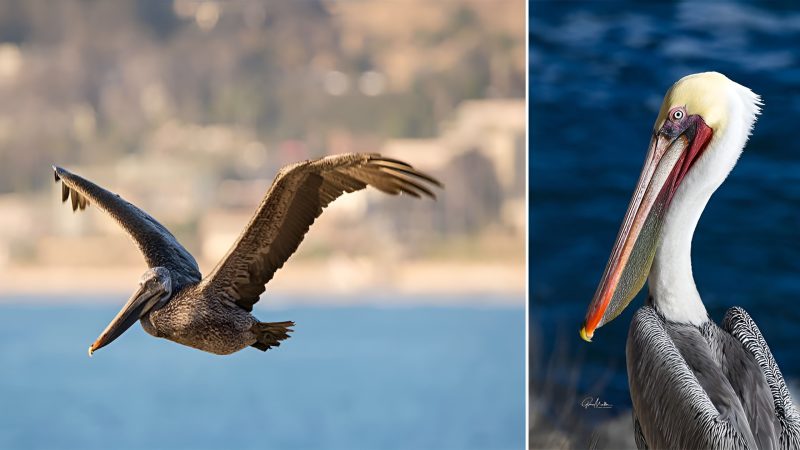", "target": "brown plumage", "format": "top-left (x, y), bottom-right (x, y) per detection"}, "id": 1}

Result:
top-left (53, 153), bottom-right (442, 355)
top-left (201, 154), bottom-right (441, 311)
